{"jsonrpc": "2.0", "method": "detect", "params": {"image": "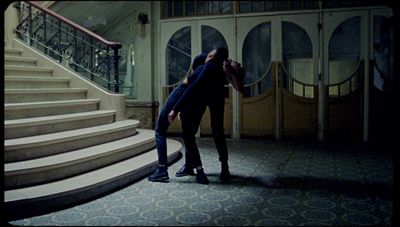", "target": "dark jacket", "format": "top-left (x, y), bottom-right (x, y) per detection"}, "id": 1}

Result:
top-left (173, 59), bottom-right (225, 113)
